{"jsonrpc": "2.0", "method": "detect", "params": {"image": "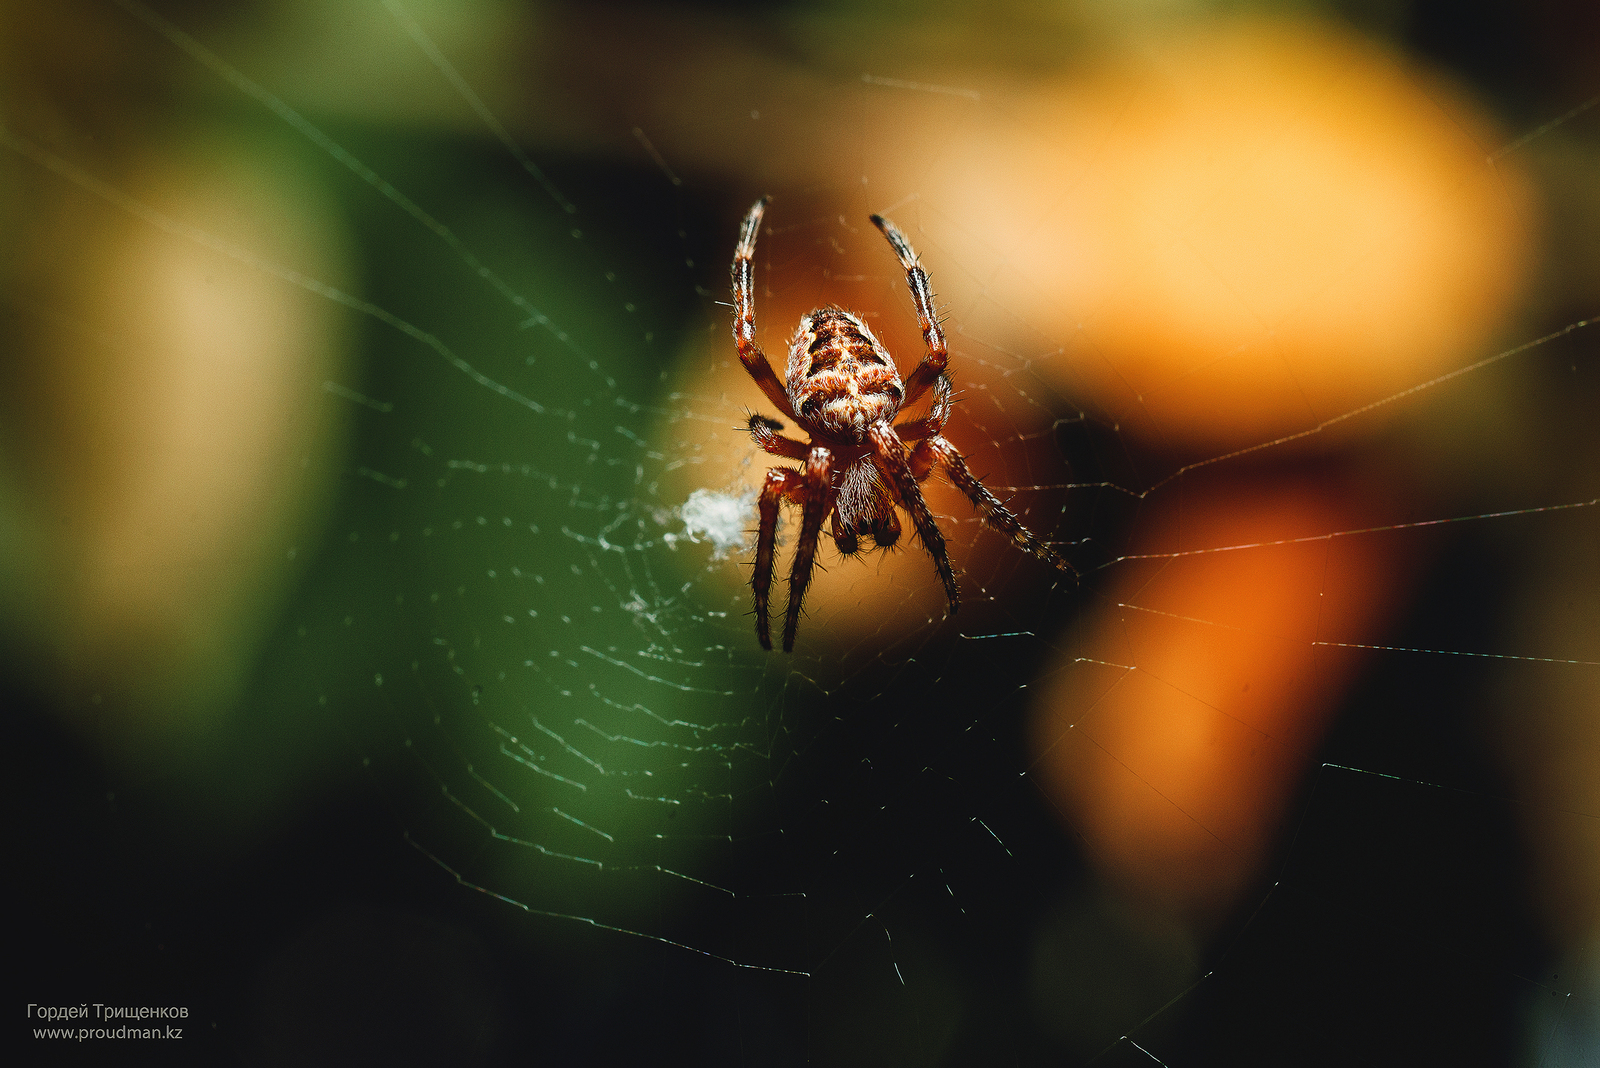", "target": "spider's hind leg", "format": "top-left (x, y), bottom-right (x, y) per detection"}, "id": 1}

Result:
top-left (870, 213), bottom-right (948, 407)
top-left (731, 197), bottom-right (798, 421)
